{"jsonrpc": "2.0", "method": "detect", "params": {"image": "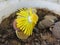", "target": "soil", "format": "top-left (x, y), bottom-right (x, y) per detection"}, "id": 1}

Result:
top-left (0, 8), bottom-right (60, 45)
